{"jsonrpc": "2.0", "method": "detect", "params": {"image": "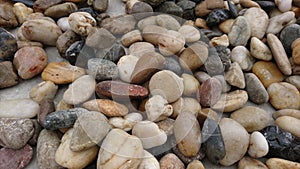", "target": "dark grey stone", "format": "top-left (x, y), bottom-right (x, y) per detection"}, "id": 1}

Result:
top-left (154, 1), bottom-right (183, 18)
top-left (164, 56), bottom-right (183, 75)
top-left (0, 28), bottom-right (17, 62)
top-left (245, 73), bottom-right (269, 104)
top-left (280, 24), bottom-right (300, 54)
top-left (204, 47), bottom-right (224, 76)
top-left (176, 0), bottom-right (196, 20)
top-left (206, 9), bottom-right (231, 27)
